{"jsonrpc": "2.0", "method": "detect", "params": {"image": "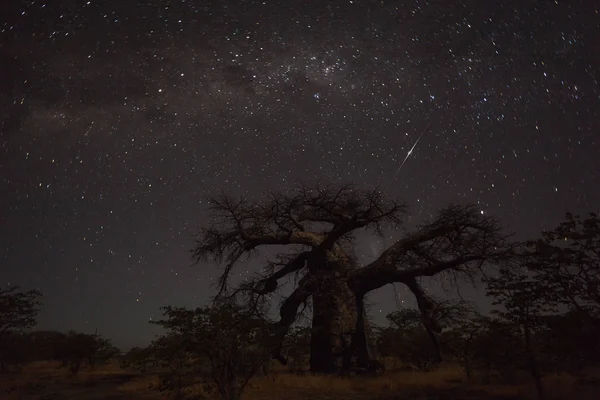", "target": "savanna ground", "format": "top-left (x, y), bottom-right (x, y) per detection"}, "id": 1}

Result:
top-left (2, 360), bottom-right (599, 400)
